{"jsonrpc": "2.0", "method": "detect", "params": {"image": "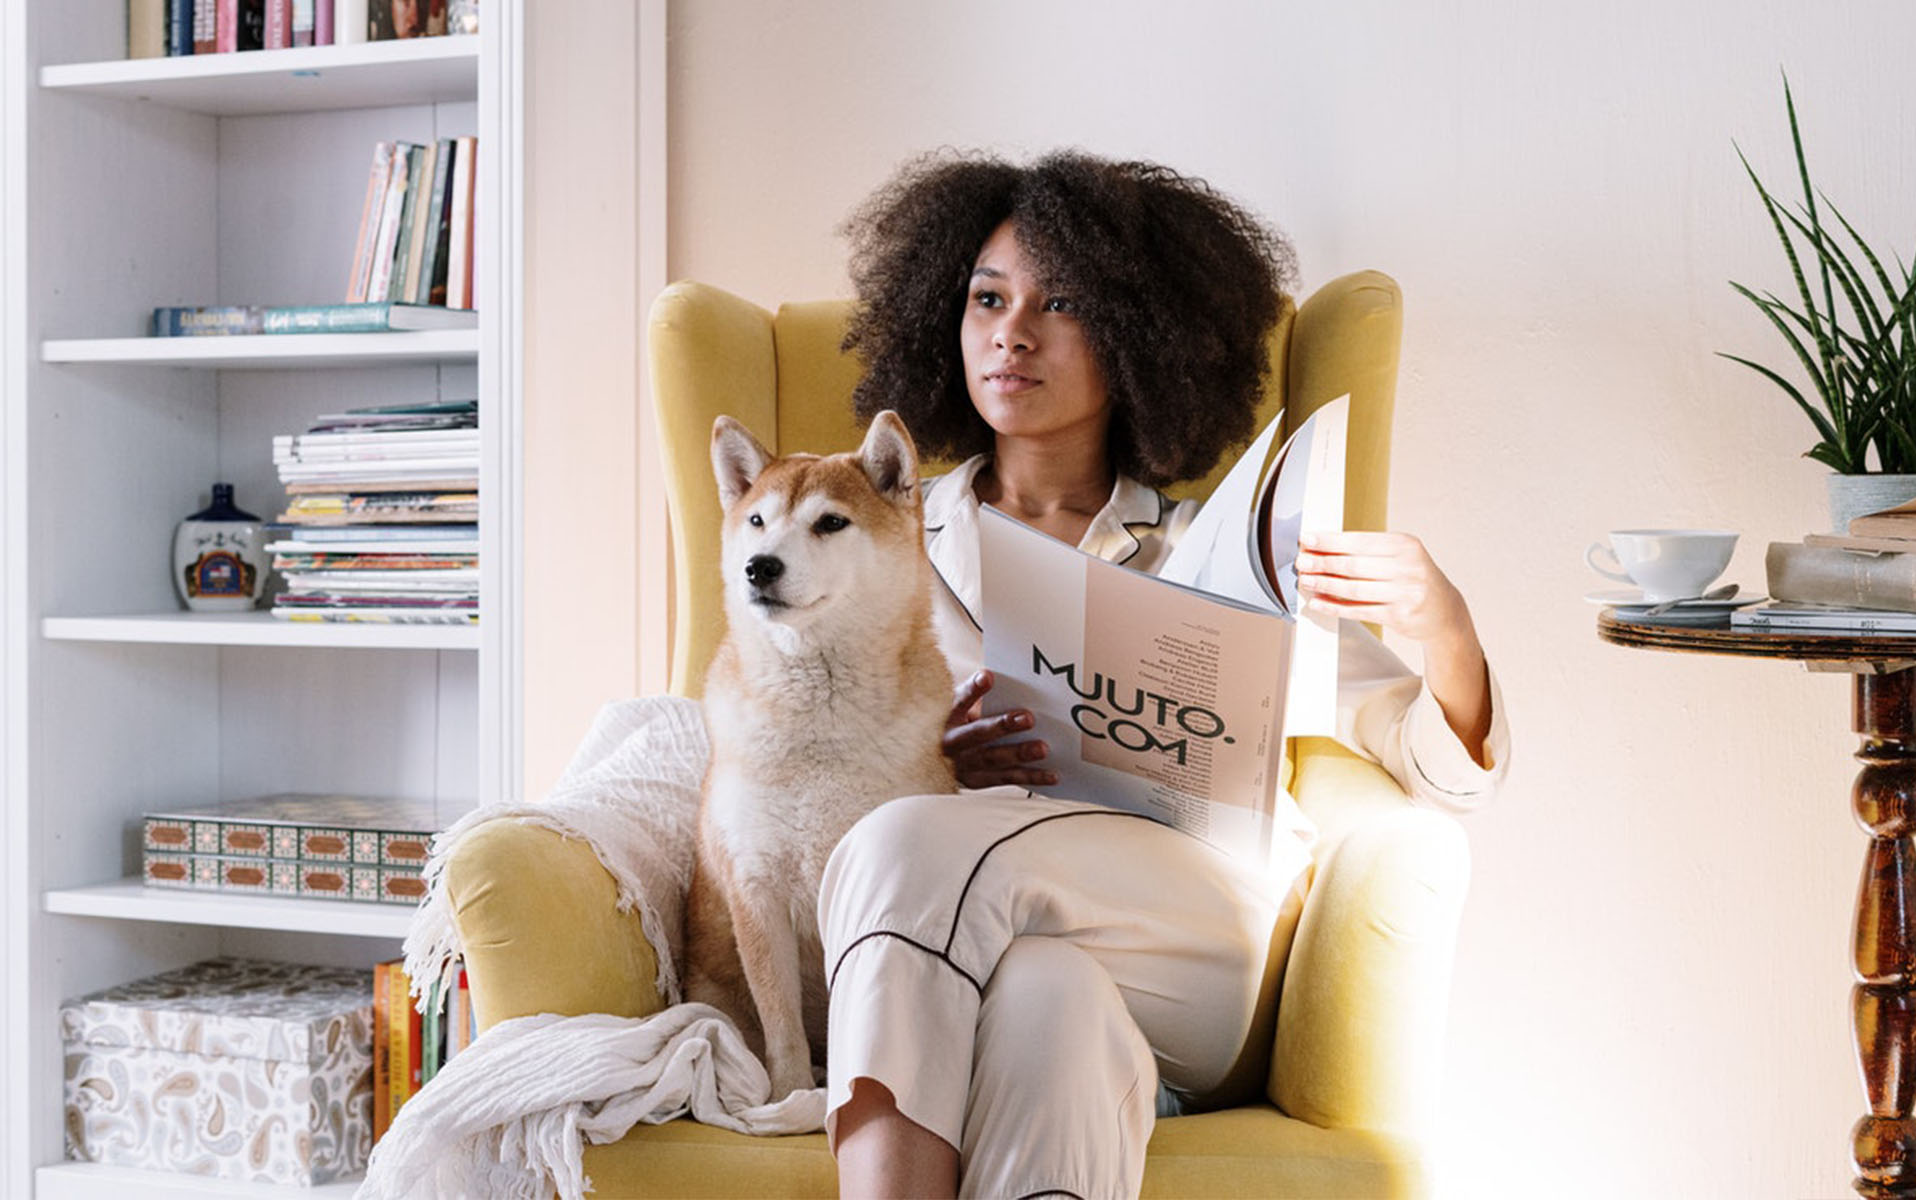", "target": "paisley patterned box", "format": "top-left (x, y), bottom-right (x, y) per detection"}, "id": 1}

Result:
top-left (61, 957), bottom-right (375, 1186)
